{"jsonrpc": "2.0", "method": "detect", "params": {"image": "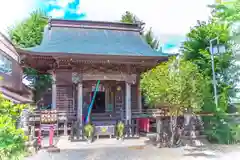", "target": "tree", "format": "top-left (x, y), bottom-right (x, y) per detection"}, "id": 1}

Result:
top-left (144, 28), bottom-right (159, 50)
top-left (211, 0), bottom-right (240, 39)
top-left (8, 10), bottom-right (52, 102)
top-left (181, 8), bottom-right (240, 143)
top-left (121, 11), bottom-right (138, 24)
top-left (121, 11), bottom-right (159, 50)
top-left (9, 10), bottom-right (47, 48)
top-left (141, 57), bottom-right (210, 146)
top-left (181, 20), bottom-right (237, 111)
top-left (212, 0), bottom-right (240, 23)
top-left (0, 93), bottom-right (29, 159)
top-left (141, 57), bottom-right (209, 114)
